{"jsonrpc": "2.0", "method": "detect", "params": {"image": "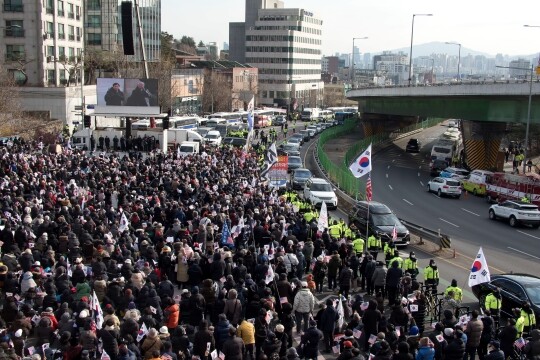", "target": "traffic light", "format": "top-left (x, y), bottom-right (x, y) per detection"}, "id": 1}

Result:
top-left (83, 115), bottom-right (91, 128)
top-left (162, 115), bottom-right (170, 129)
